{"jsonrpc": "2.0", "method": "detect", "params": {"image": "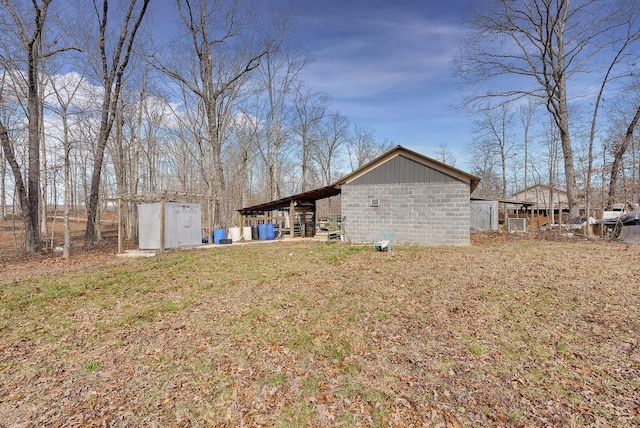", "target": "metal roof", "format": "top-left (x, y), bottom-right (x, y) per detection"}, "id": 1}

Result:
top-left (237, 185), bottom-right (341, 214)
top-left (335, 145), bottom-right (480, 193)
top-left (238, 145), bottom-right (481, 214)
top-left (471, 197), bottom-right (537, 206)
